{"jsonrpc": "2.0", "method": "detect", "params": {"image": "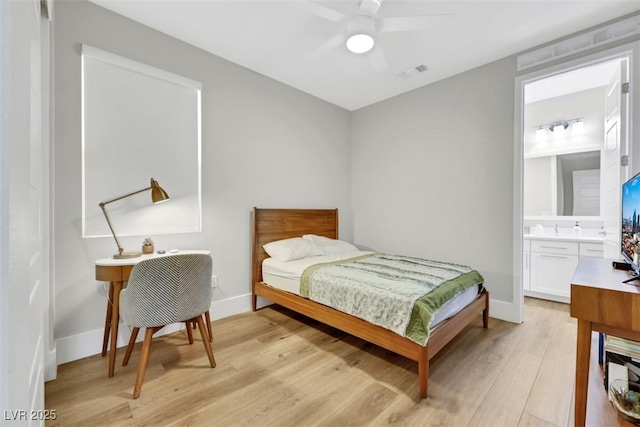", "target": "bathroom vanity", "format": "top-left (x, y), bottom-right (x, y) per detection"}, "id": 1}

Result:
top-left (523, 234), bottom-right (604, 303)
